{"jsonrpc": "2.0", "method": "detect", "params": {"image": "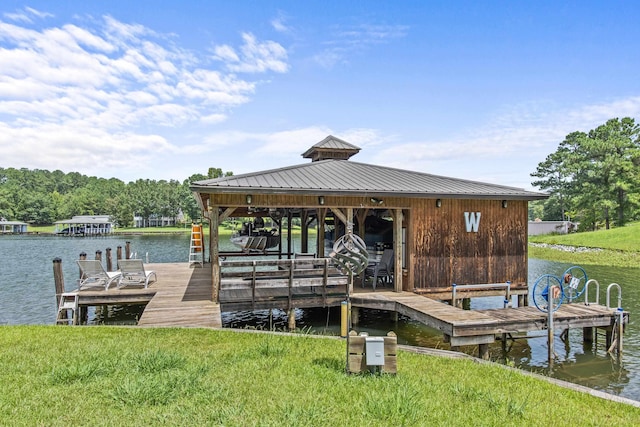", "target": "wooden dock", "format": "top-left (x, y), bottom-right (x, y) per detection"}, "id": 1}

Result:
top-left (68, 262), bottom-right (627, 358)
top-left (351, 291), bottom-right (629, 356)
top-left (73, 263), bottom-right (221, 328)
